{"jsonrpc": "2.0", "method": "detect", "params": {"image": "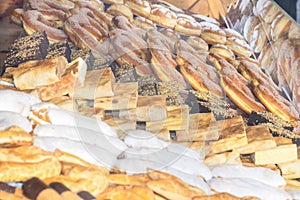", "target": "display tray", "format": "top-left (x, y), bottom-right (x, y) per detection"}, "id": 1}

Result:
top-left (0, 0), bottom-right (300, 199)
